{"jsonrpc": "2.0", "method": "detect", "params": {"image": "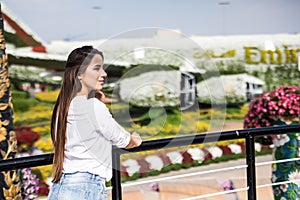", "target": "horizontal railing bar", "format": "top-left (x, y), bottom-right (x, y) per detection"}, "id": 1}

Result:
top-left (256, 157), bottom-right (300, 167)
top-left (246, 124), bottom-right (300, 136)
top-left (0, 153), bottom-right (53, 171)
top-left (256, 179), bottom-right (300, 189)
top-left (111, 164), bottom-right (248, 189)
top-left (0, 124), bottom-right (299, 171)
